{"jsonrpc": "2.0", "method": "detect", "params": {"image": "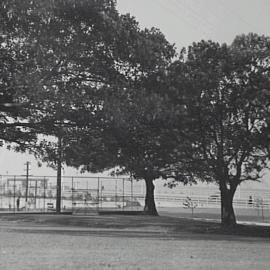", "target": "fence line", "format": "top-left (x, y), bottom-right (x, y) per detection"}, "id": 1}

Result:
top-left (0, 175), bottom-right (269, 213)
